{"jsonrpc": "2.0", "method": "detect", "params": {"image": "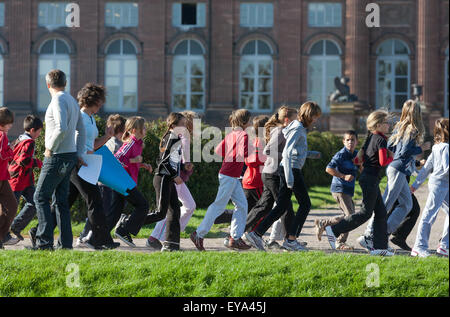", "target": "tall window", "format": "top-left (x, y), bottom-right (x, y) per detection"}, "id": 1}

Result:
top-left (38, 2), bottom-right (69, 29)
top-left (307, 40), bottom-right (341, 113)
top-left (376, 39), bottom-right (410, 110)
top-left (445, 47), bottom-right (449, 118)
top-left (0, 3), bottom-right (5, 27)
top-left (240, 3), bottom-right (274, 28)
top-left (172, 3), bottom-right (206, 28)
top-left (38, 39), bottom-right (71, 111)
top-left (104, 39), bottom-right (138, 112)
top-left (105, 2), bottom-right (138, 28)
top-left (0, 45), bottom-right (3, 107)
top-left (240, 40), bottom-right (273, 111)
top-left (308, 3), bottom-right (342, 27)
top-left (172, 40), bottom-right (205, 111)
